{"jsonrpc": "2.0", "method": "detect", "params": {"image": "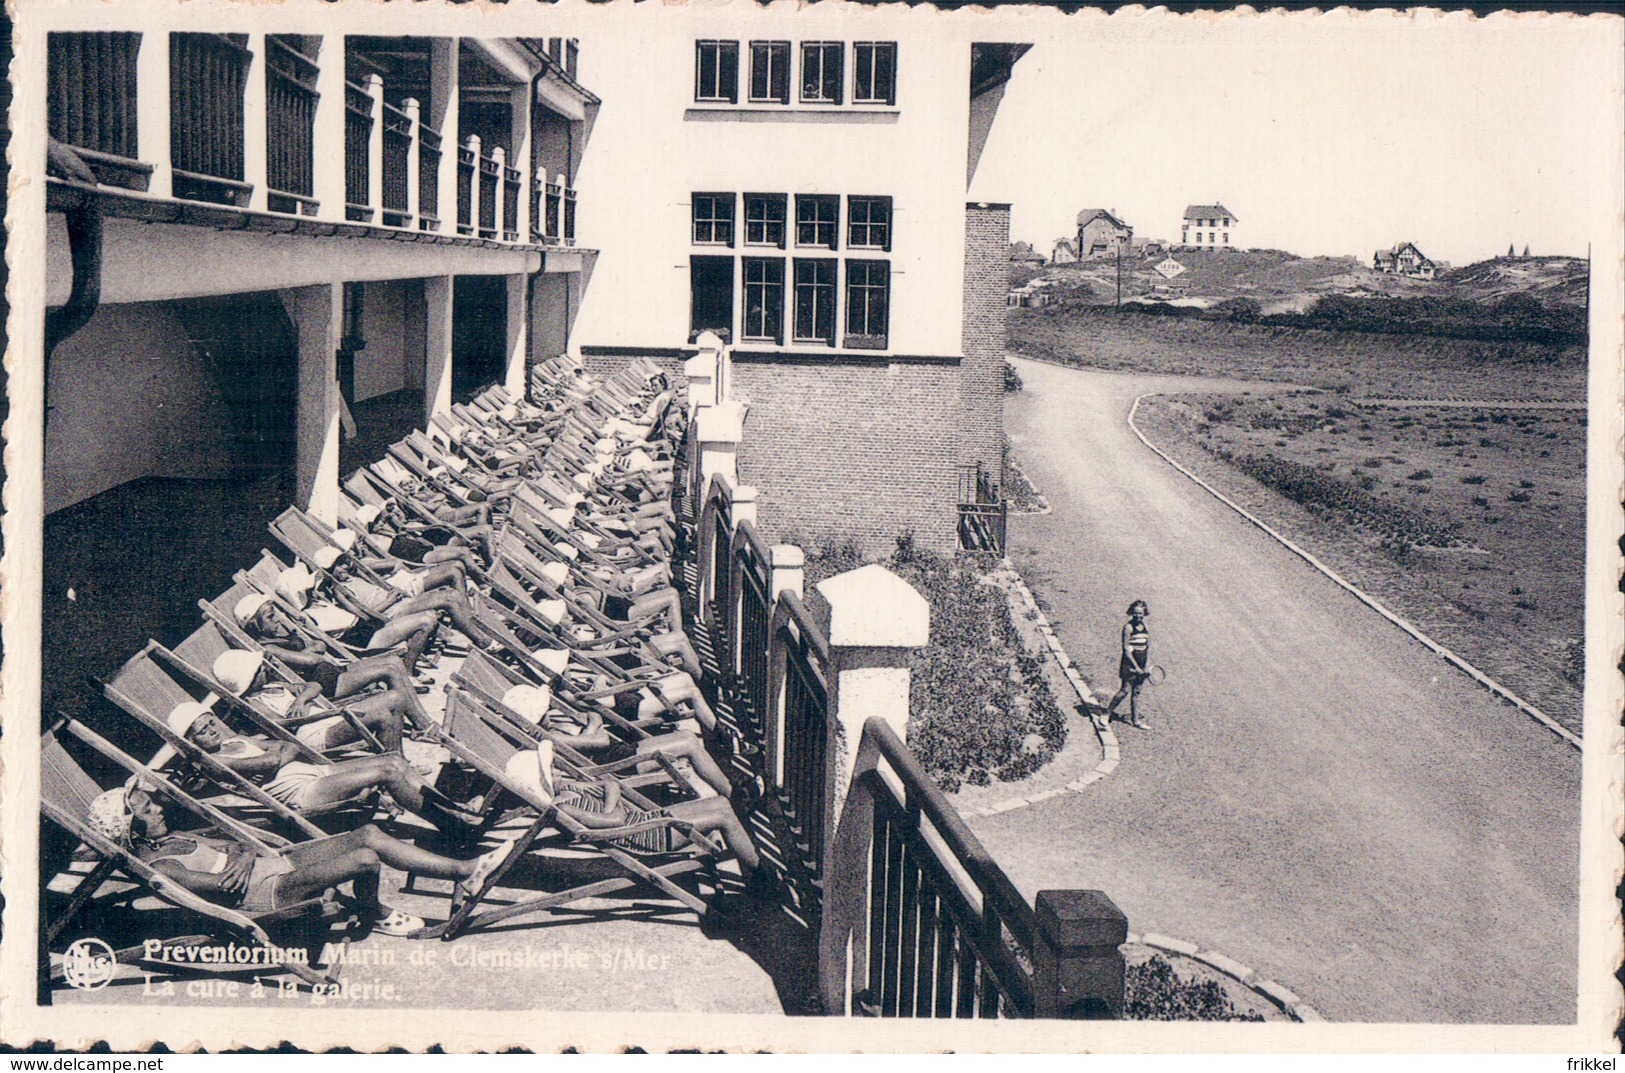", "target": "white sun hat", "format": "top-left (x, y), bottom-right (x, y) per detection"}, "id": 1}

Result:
top-left (355, 503), bottom-right (382, 527)
top-left (530, 648), bottom-right (571, 678)
top-left (501, 684), bottom-right (553, 725)
top-left (536, 599), bottom-right (568, 626)
top-left (233, 592), bottom-right (273, 627)
top-left (167, 699), bottom-right (216, 738)
top-left (312, 546), bottom-right (342, 570)
top-left (540, 562), bottom-right (570, 588)
top-left (212, 650), bottom-right (265, 697)
top-left (329, 529), bottom-right (358, 553)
